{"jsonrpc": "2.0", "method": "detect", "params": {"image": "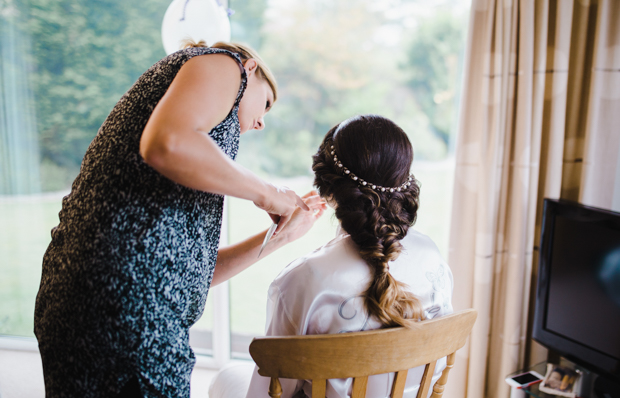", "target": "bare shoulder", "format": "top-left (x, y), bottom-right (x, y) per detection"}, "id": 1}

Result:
top-left (143, 54), bottom-right (241, 139)
top-left (177, 52), bottom-right (242, 86)
top-left (153, 52), bottom-right (243, 130)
